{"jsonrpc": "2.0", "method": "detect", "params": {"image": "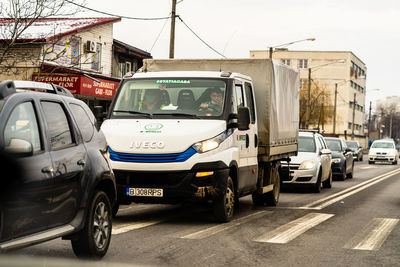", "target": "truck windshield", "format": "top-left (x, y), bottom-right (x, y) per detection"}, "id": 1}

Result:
top-left (112, 78), bottom-right (227, 118)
